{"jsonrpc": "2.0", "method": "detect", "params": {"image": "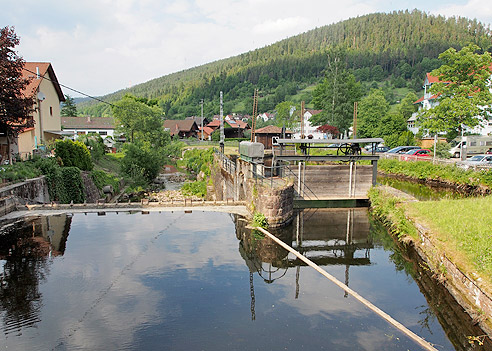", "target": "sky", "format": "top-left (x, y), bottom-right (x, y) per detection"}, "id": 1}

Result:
top-left (2, 0), bottom-right (492, 98)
